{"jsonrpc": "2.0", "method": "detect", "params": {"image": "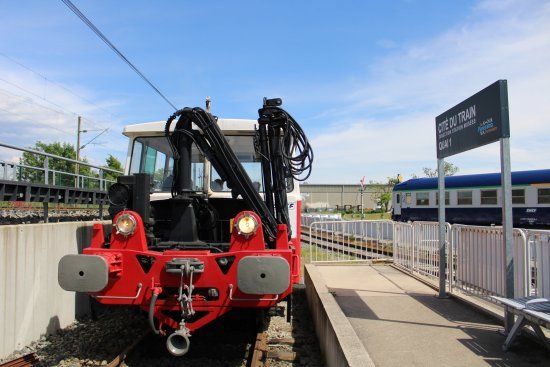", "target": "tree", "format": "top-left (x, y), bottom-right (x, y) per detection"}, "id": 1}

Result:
top-left (378, 192), bottom-right (392, 212)
top-left (19, 141), bottom-right (92, 186)
top-left (422, 162), bottom-right (459, 177)
top-left (103, 154), bottom-right (124, 183)
top-left (372, 176), bottom-right (399, 212)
